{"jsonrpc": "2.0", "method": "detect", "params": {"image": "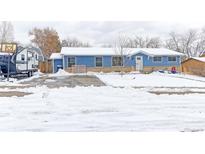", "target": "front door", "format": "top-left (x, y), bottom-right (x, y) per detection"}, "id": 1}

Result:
top-left (135, 56), bottom-right (143, 71)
